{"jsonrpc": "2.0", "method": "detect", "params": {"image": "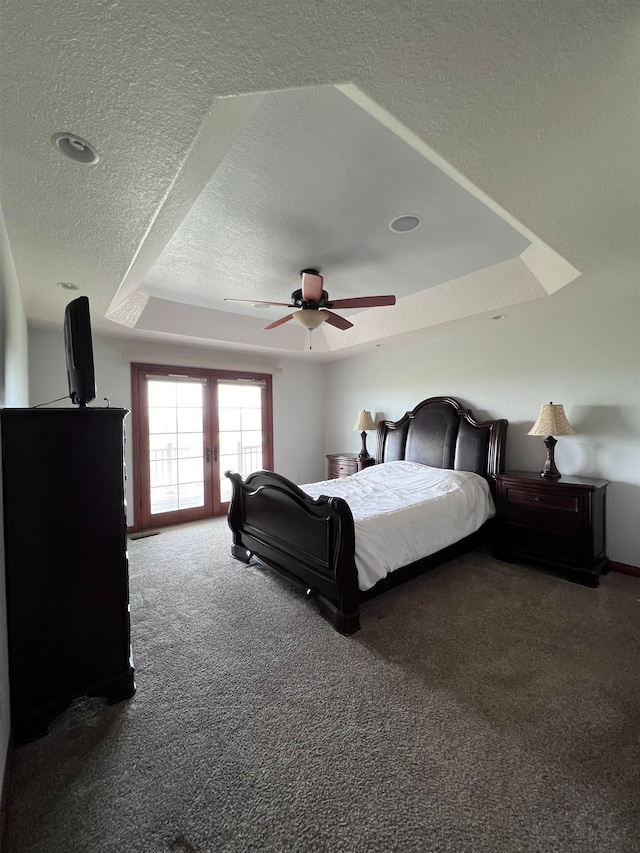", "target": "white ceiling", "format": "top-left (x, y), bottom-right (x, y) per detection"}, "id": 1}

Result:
top-left (2, 1), bottom-right (630, 360)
